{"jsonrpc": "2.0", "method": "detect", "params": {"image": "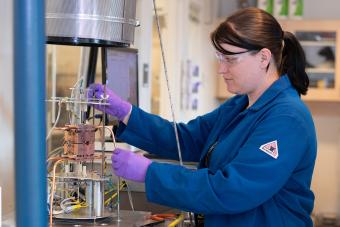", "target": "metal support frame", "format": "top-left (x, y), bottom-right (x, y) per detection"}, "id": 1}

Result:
top-left (14, 0), bottom-right (46, 226)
